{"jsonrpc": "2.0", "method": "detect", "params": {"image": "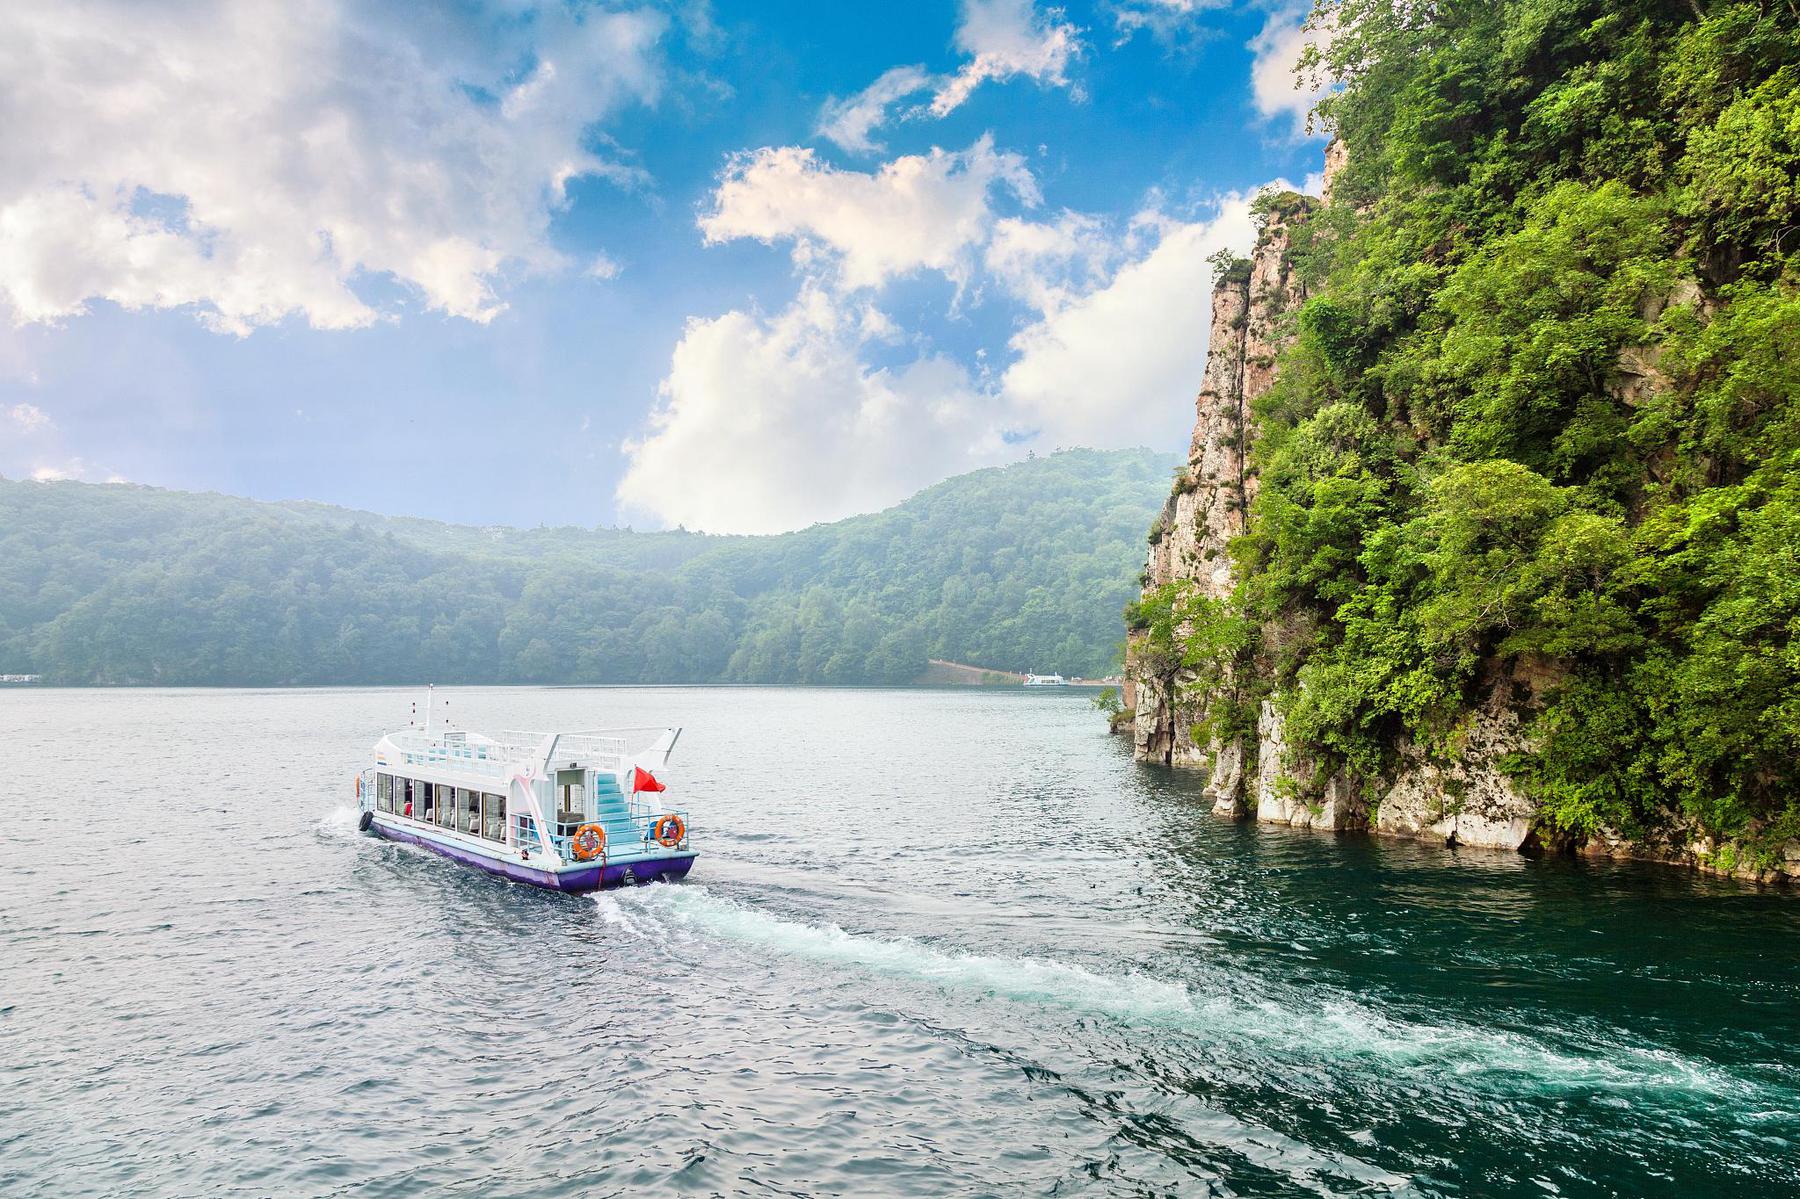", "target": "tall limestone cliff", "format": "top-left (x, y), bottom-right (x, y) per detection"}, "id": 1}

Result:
top-left (1127, 188), bottom-right (1314, 812)
top-left (1122, 2), bottom-right (1800, 887)
top-left (1125, 135), bottom-right (1797, 885)
top-left (1127, 149), bottom-right (1579, 849)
